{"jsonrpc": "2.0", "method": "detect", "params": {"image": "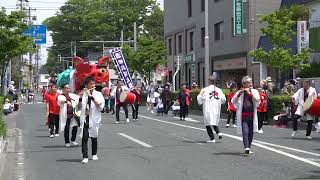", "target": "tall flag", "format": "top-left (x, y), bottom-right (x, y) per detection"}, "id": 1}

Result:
top-left (109, 48), bottom-right (134, 90)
